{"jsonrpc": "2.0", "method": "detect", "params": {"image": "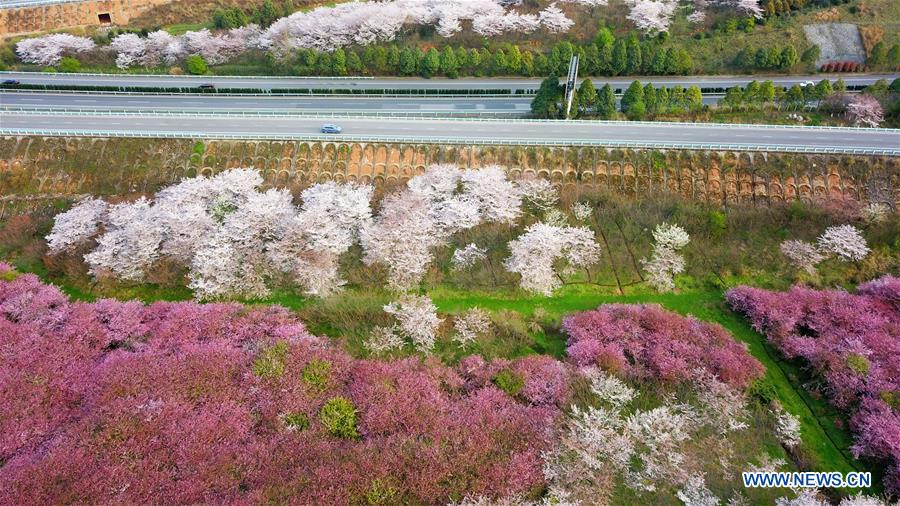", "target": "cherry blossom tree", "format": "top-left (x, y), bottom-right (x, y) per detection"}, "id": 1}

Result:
top-left (363, 165), bottom-right (521, 291)
top-left (83, 198), bottom-right (163, 282)
top-left (845, 94), bottom-right (885, 128)
top-left (571, 202), bottom-right (593, 221)
top-left (517, 178), bottom-right (559, 214)
top-left (780, 239), bottom-right (825, 274)
top-left (626, 0), bottom-right (678, 33)
top-left (641, 222), bottom-right (690, 292)
top-left (15, 34), bottom-right (96, 66)
top-left (539, 4), bottom-right (575, 33)
top-left (383, 295), bottom-right (443, 352)
top-left (451, 243), bottom-right (488, 271)
top-left (361, 191), bottom-right (442, 291)
top-left (504, 223), bottom-right (601, 295)
top-left (45, 198), bottom-right (108, 253)
top-left (453, 308), bottom-right (491, 347)
top-left (817, 224), bottom-right (869, 261)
